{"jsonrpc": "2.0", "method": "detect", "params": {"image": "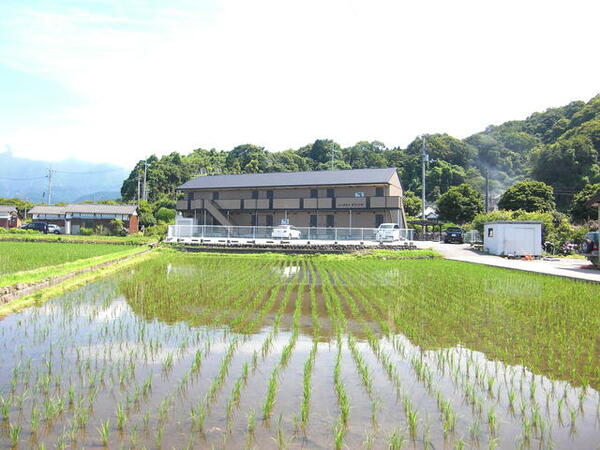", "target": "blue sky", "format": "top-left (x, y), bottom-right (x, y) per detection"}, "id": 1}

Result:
top-left (1, 0), bottom-right (599, 167)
